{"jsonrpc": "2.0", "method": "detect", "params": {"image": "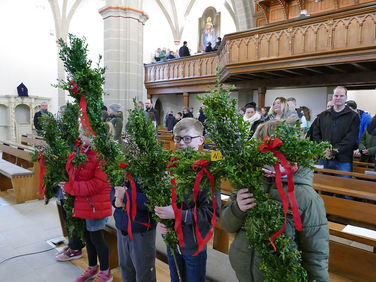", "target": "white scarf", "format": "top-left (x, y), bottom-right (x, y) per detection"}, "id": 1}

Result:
top-left (243, 112), bottom-right (261, 128)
